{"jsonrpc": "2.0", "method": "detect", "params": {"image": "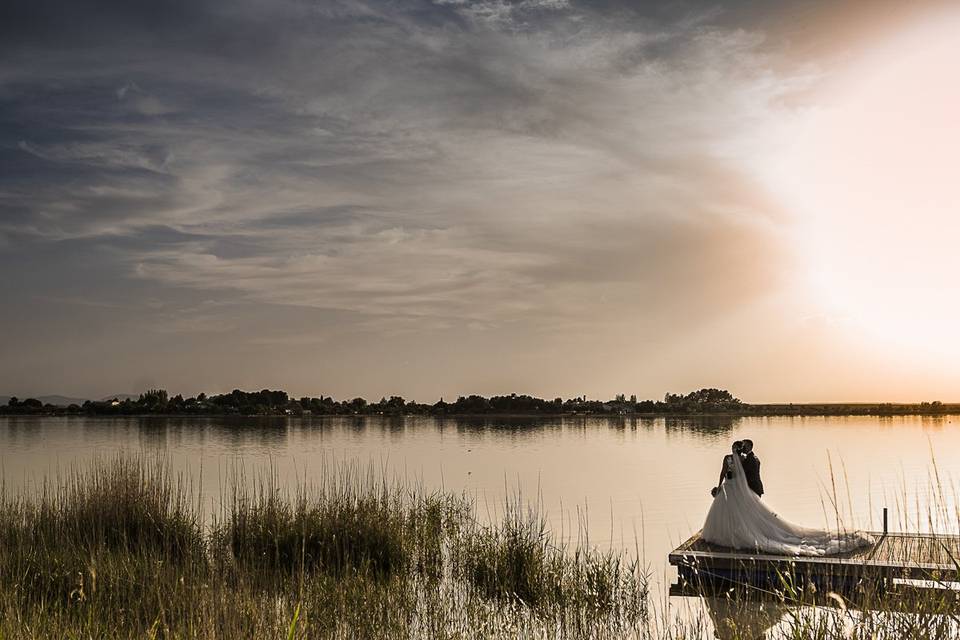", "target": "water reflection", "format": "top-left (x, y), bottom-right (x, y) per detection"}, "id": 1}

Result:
top-left (0, 414), bottom-right (751, 443)
top-left (6, 413), bottom-right (960, 634)
top-left (663, 416), bottom-right (742, 438)
top-left (672, 577), bottom-right (960, 638)
top-left (704, 595), bottom-right (788, 640)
